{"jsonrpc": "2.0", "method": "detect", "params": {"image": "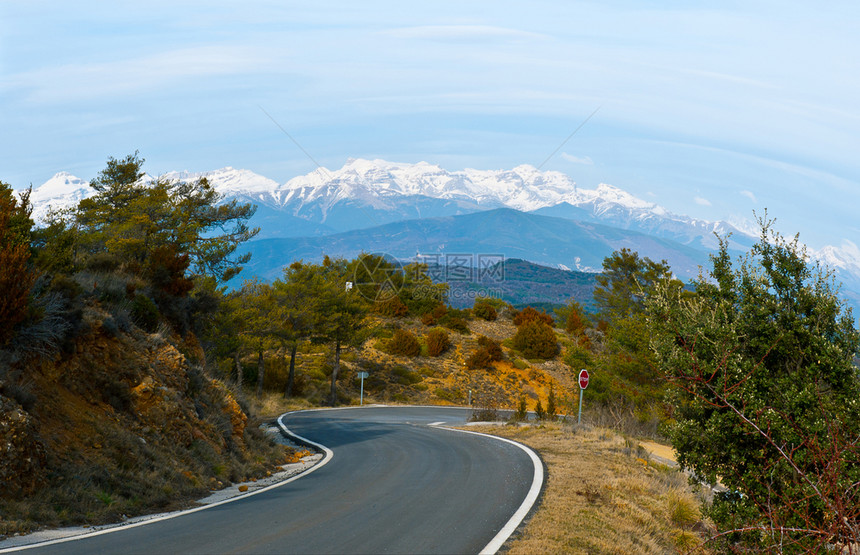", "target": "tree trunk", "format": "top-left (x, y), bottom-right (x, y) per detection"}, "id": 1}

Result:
top-left (234, 351), bottom-right (243, 387)
top-left (285, 342), bottom-right (297, 398)
top-left (330, 339), bottom-right (341, 406)
top-left (256, 349), bottom-right (265, 399)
